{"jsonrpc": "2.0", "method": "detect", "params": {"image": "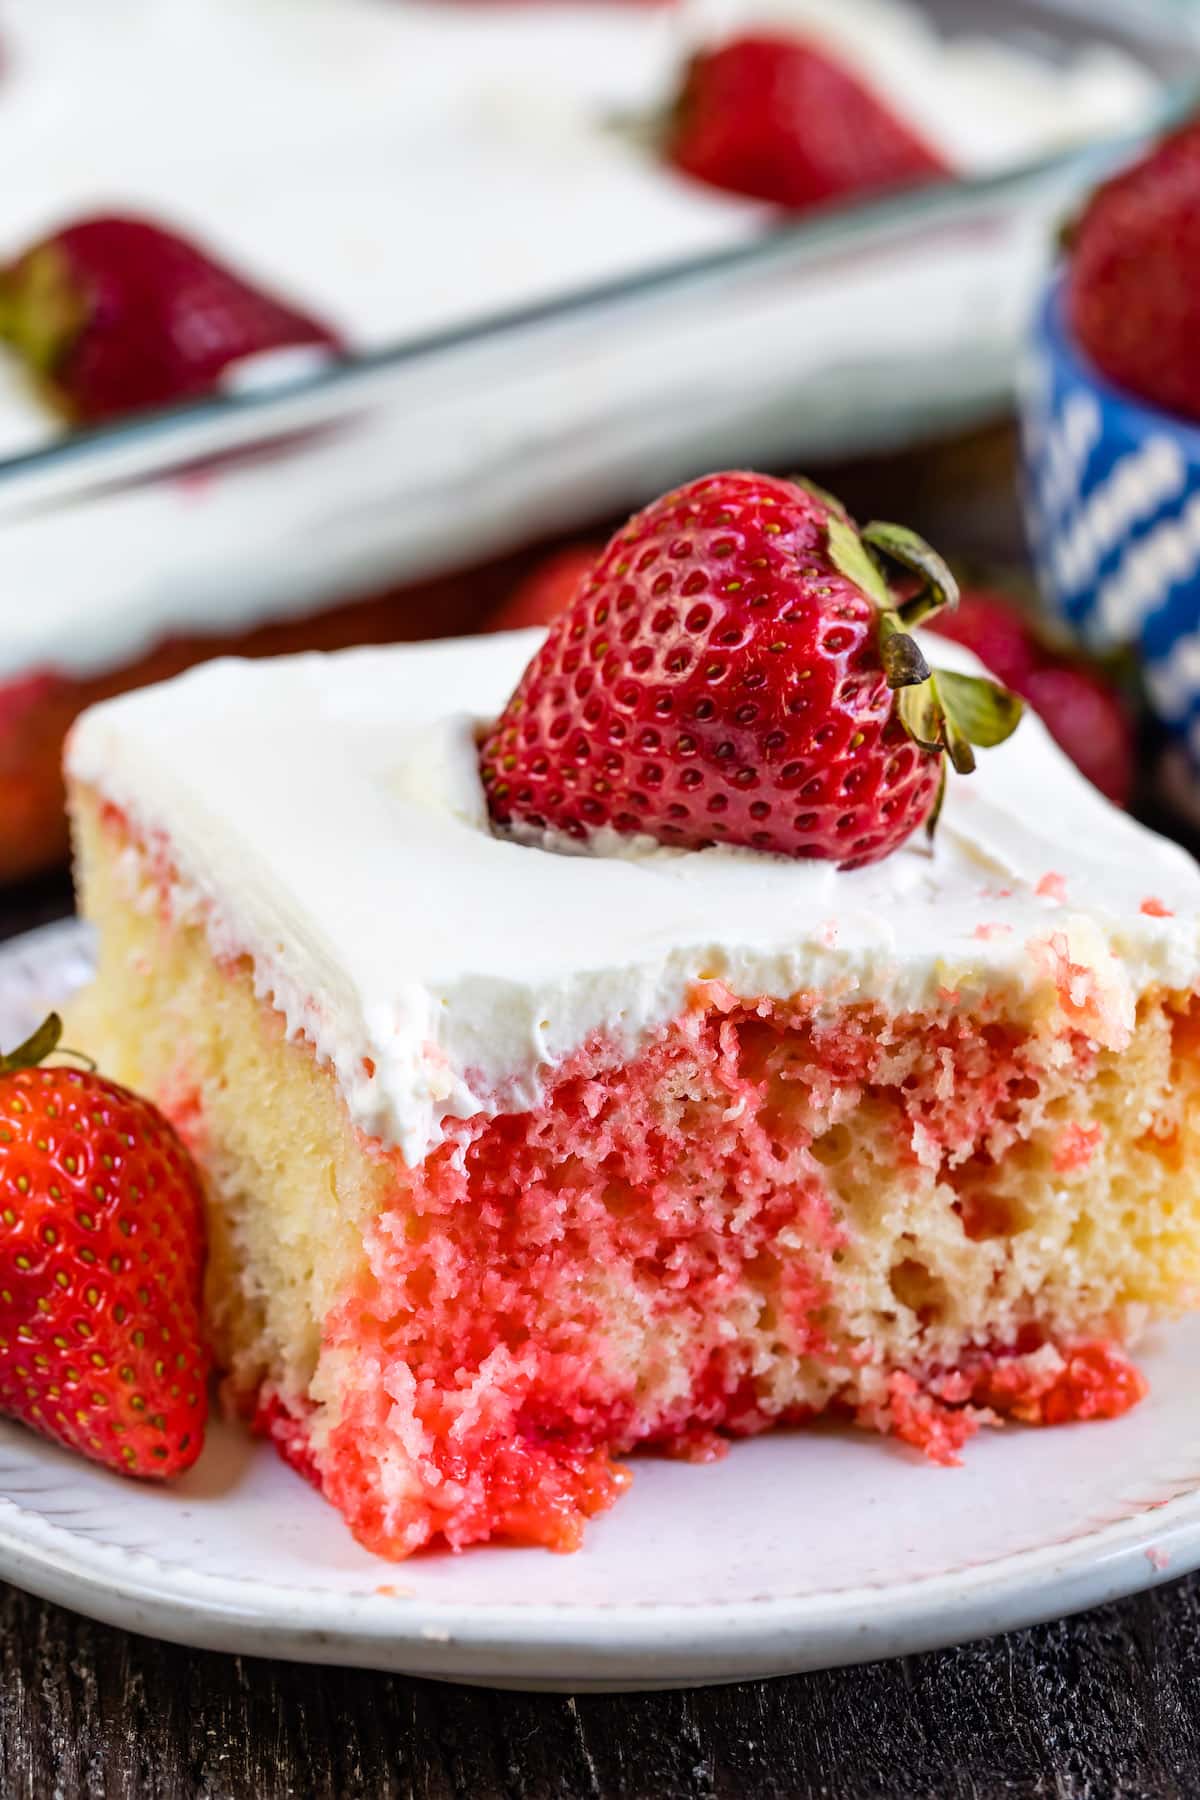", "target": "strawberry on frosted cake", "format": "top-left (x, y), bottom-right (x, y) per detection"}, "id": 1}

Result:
top-left (64, 473), bottom-right (1200, 1558)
